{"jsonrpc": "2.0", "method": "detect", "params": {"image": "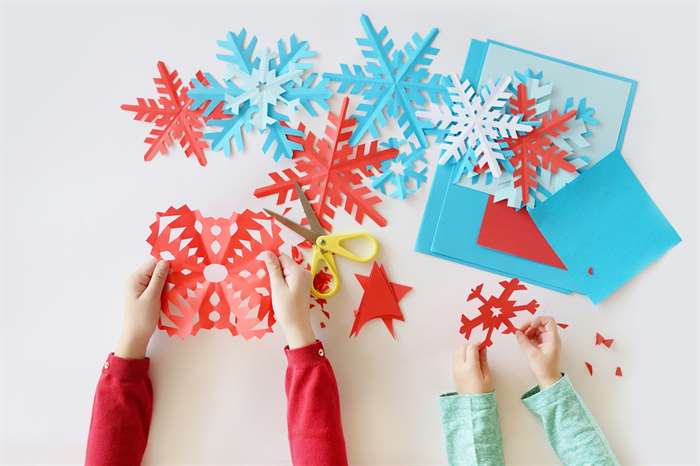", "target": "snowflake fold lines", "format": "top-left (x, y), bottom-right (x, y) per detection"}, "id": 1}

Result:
top-left (459, 278), bottom-right (539, 349)
top-left (254, 96), bottom-right (399, 230)
top-left (147, 206), bottom-right (283, 339)
top-left (188, 30), bottom-right (332, 161)
top-left (471, 69), bottom-right (598, 210)
top-left (121, 61), bottom-right (227, 166)
top-left (323, 14), bottom-right (447, 148)
top-left (418, 73), bottom-right (532, 178)
top-left (370, 138), bottom-right (427, 200)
